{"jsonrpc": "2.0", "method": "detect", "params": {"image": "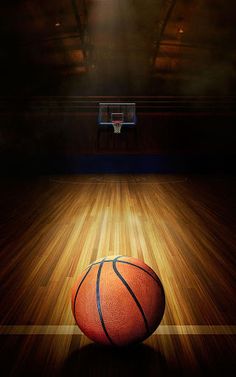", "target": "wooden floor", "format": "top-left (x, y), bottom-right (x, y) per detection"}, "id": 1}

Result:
top-left (0, 174), bottom-right (235, 376)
